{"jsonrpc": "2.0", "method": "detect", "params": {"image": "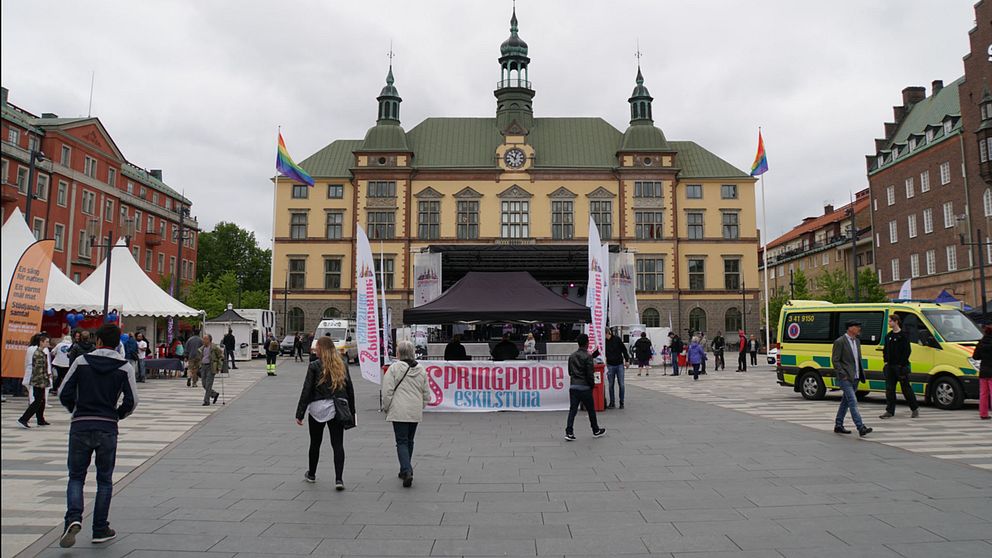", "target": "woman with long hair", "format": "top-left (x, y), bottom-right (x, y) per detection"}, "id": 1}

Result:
top-left (295, 336), bottom-right (354, 489)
